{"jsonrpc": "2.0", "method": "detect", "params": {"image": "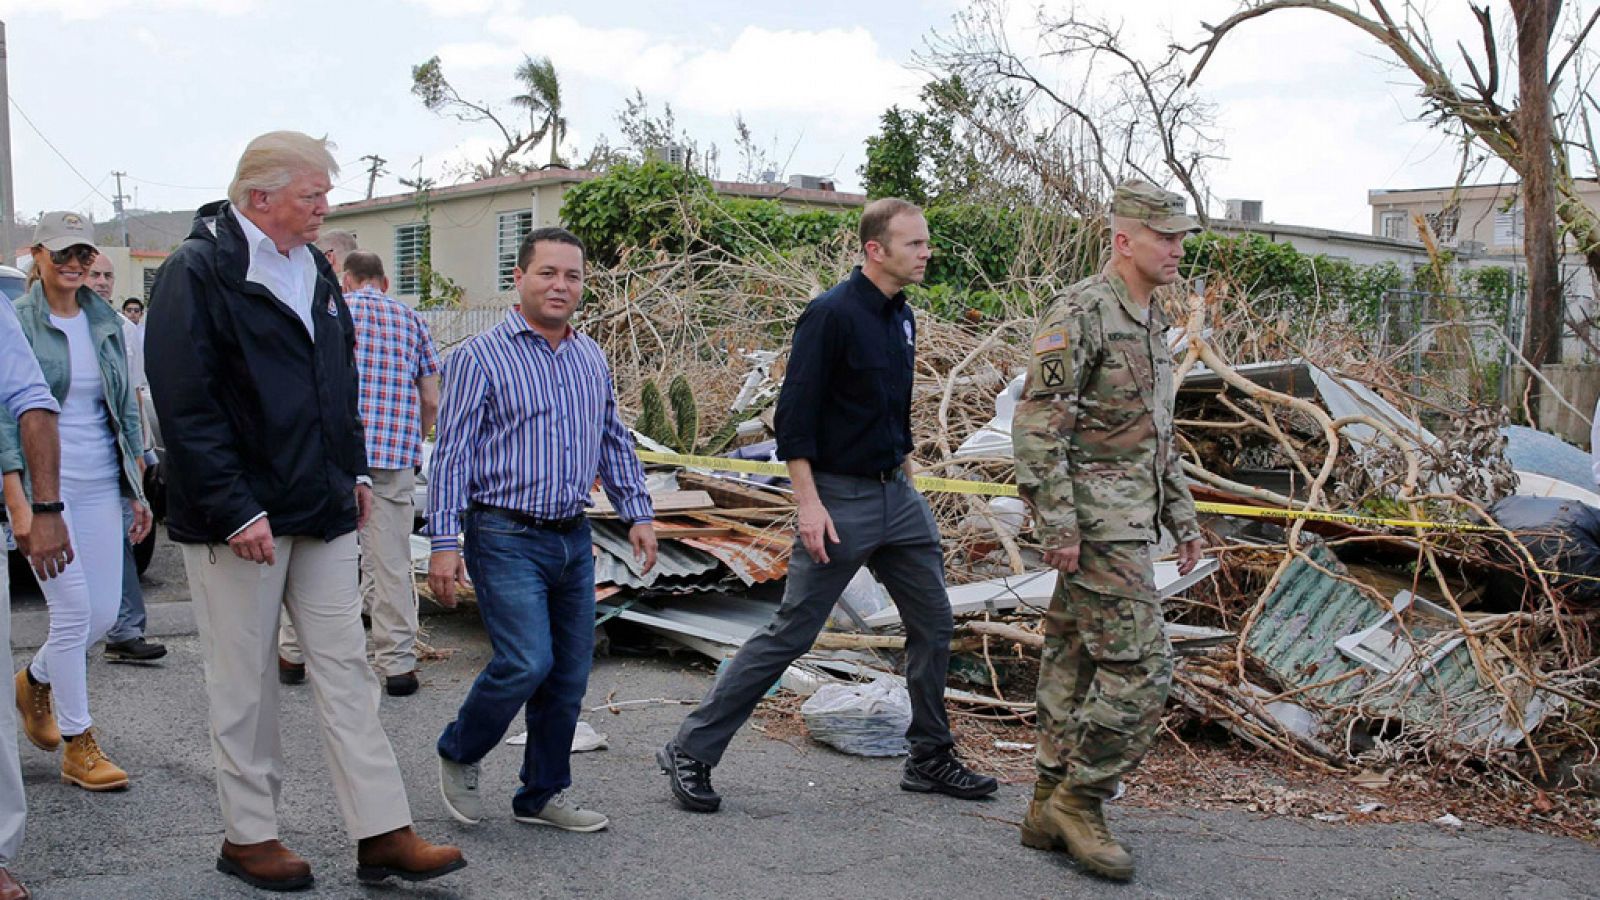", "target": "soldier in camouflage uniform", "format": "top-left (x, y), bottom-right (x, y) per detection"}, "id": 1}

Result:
top-left (1011, 181), bottom-right (1206, 881)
